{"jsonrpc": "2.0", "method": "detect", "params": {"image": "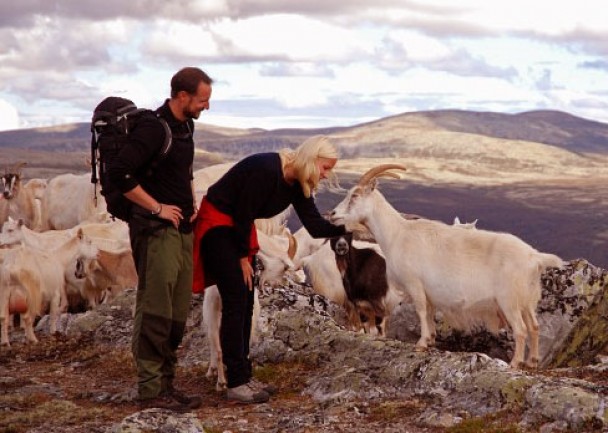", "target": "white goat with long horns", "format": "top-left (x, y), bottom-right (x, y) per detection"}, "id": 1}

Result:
top-left (329, 164), bottom-right (563, 369)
